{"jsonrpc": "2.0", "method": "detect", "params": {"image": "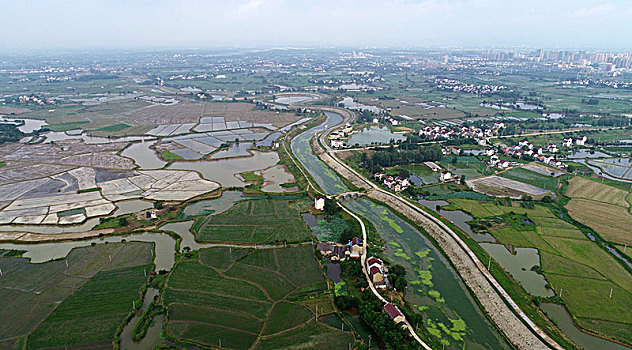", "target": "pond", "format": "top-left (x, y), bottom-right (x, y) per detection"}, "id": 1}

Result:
top-left (340, 97), bottom-right (382, 114)
top-left (569, 149), bottom-right (611, 159)
top-left (121, 140), bottom-right (167, 170)
top-left (210, 142), bottom-right (253, 159)
top-left (480, 243), bottom-right (554, 297)
top-left (290, 111), bottom-right (348, 194)
top-left (260, 165), bottom-right (298, 192)
top-left (346, 126), bottom-right (406, 146)
top-left (273, 95), bottom-right (318, 105)
top-left (417, 199), bottom-right (495, 242)
top-left (343, 199), bottom-right (509, 349)
top-left (0, 115), bottom-right (48, 133)
top-left (540, 303), bottom-right (629, 350)
top-left (169, 151), bottom-right (280, 187)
